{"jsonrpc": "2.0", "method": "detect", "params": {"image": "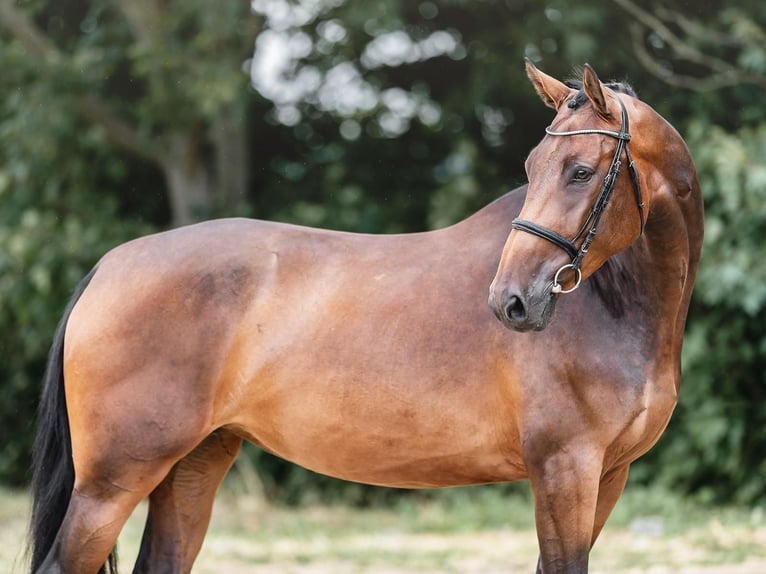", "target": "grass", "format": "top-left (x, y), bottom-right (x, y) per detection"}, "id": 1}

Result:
top-left (2, 481), bottom-right (765, 573)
